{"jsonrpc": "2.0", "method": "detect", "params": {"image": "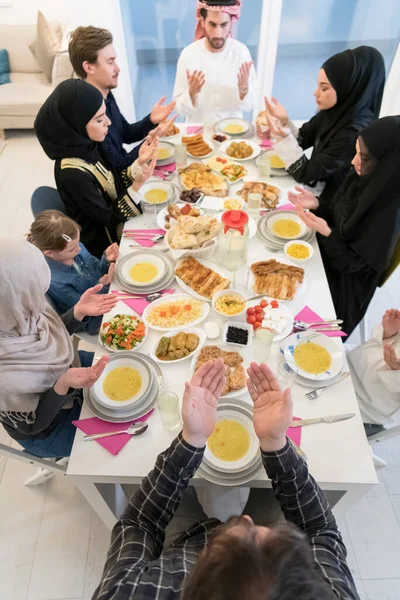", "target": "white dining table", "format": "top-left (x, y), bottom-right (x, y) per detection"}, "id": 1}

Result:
top-left (67, 131), bottom-right (377, 530)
